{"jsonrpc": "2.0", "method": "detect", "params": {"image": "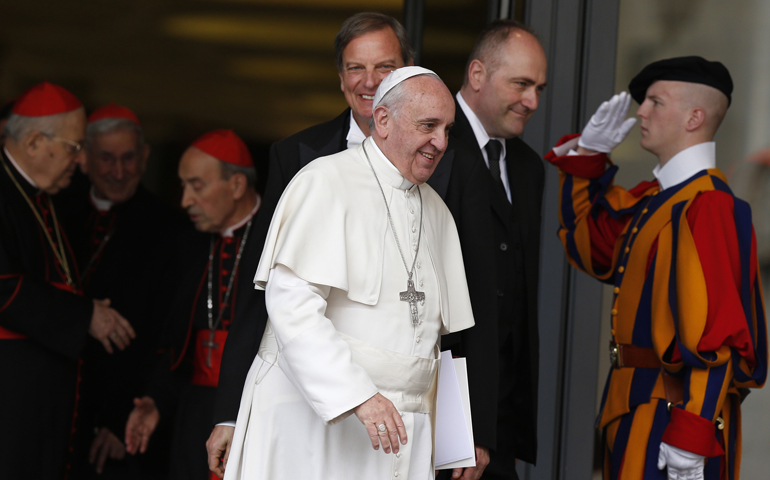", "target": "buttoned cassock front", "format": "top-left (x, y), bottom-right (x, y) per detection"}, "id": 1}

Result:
top-left (225, 140), bottom-right (474, 480)
top-left (56, 175), bottom-right (188, 478)
top-left (0, 149), bottom-right (94, 479)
